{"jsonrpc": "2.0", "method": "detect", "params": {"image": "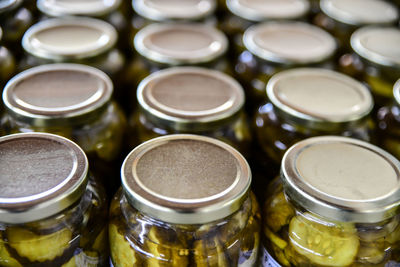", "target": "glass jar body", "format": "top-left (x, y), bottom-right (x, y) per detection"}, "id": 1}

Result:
top-left (109, 188), bottom-right (261, 267)
top-left (261, 178), bottom-right (400, 266)
top-left (0, 45), bottom-right (16, 88)
top-left (376, 105), bottom-right (400, 160)
top-left (0, 175), bottom-right (109, 267)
